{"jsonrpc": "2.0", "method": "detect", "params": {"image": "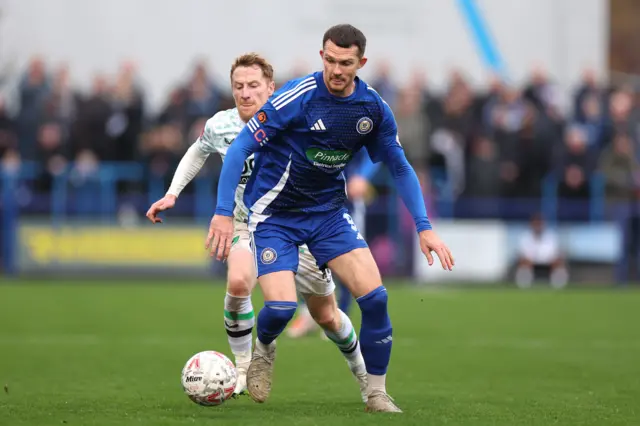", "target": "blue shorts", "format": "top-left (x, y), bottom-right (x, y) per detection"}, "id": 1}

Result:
top-left (248, 207), bottom-right (368, 278)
